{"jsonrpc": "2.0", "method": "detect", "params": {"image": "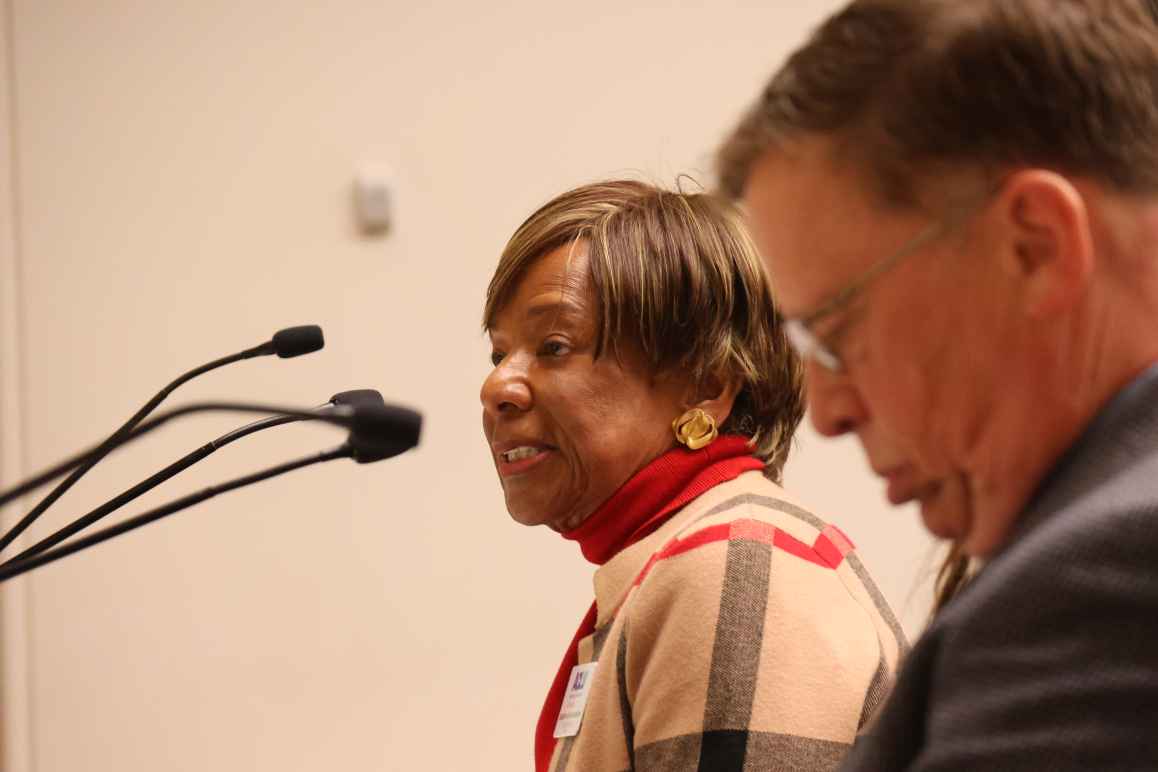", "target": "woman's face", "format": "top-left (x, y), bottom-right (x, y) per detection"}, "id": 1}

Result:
top-left (481, 243), bottom-right (687, 531)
